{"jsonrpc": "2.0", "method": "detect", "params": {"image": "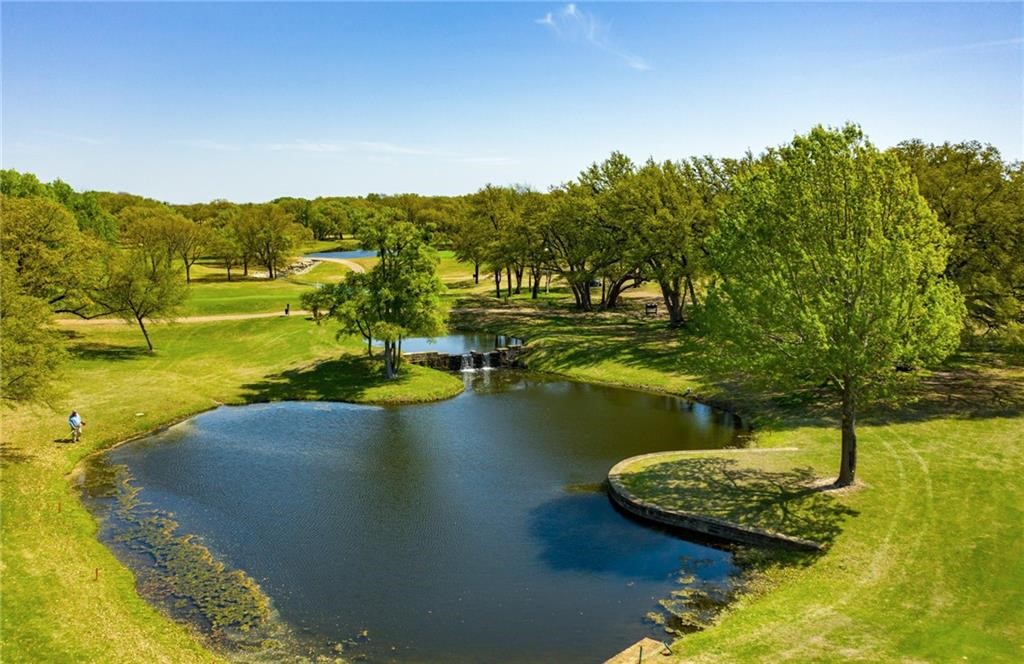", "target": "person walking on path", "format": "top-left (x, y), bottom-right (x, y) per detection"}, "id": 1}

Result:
top-left (285, 303), bottom-right (290, 315)
top-left (68, 410), bottom-right (84, 443)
